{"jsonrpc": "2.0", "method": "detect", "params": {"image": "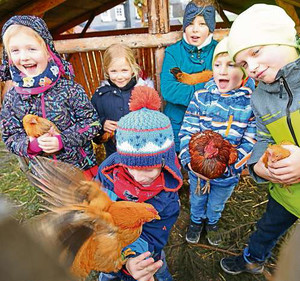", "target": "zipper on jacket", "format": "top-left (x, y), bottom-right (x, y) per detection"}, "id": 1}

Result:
top-left (280, 77), bottom-right (299, 146)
